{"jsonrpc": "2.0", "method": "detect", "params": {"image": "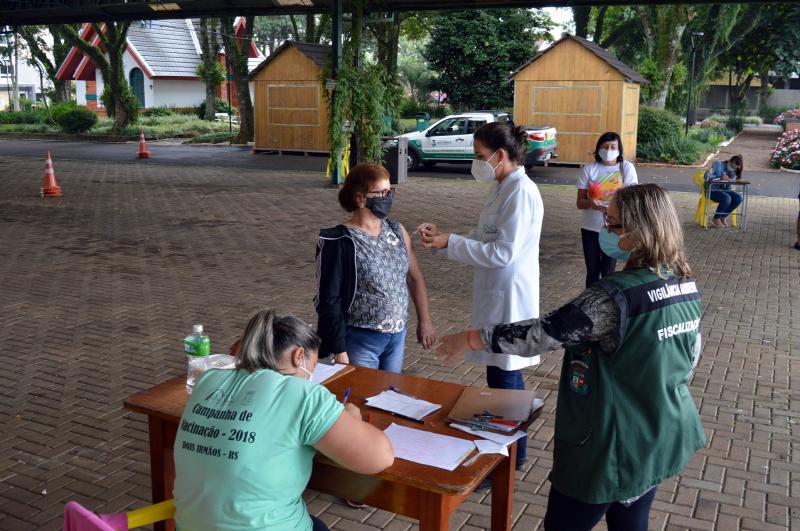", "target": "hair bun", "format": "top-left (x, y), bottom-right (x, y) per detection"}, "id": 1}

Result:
top-left (512, 125), bottom-right (529, 144)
